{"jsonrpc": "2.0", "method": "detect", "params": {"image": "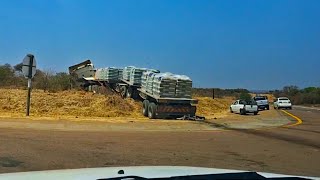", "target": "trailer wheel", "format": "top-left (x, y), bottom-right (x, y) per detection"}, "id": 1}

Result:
top-left (126, 87), bottom-right (133, 98)
top-left (148, 102), bottom-right (157, 119)
top-left (142, 100), bottom-right (149, 117)
top-left (120, 86), bottom-right (127, 98)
